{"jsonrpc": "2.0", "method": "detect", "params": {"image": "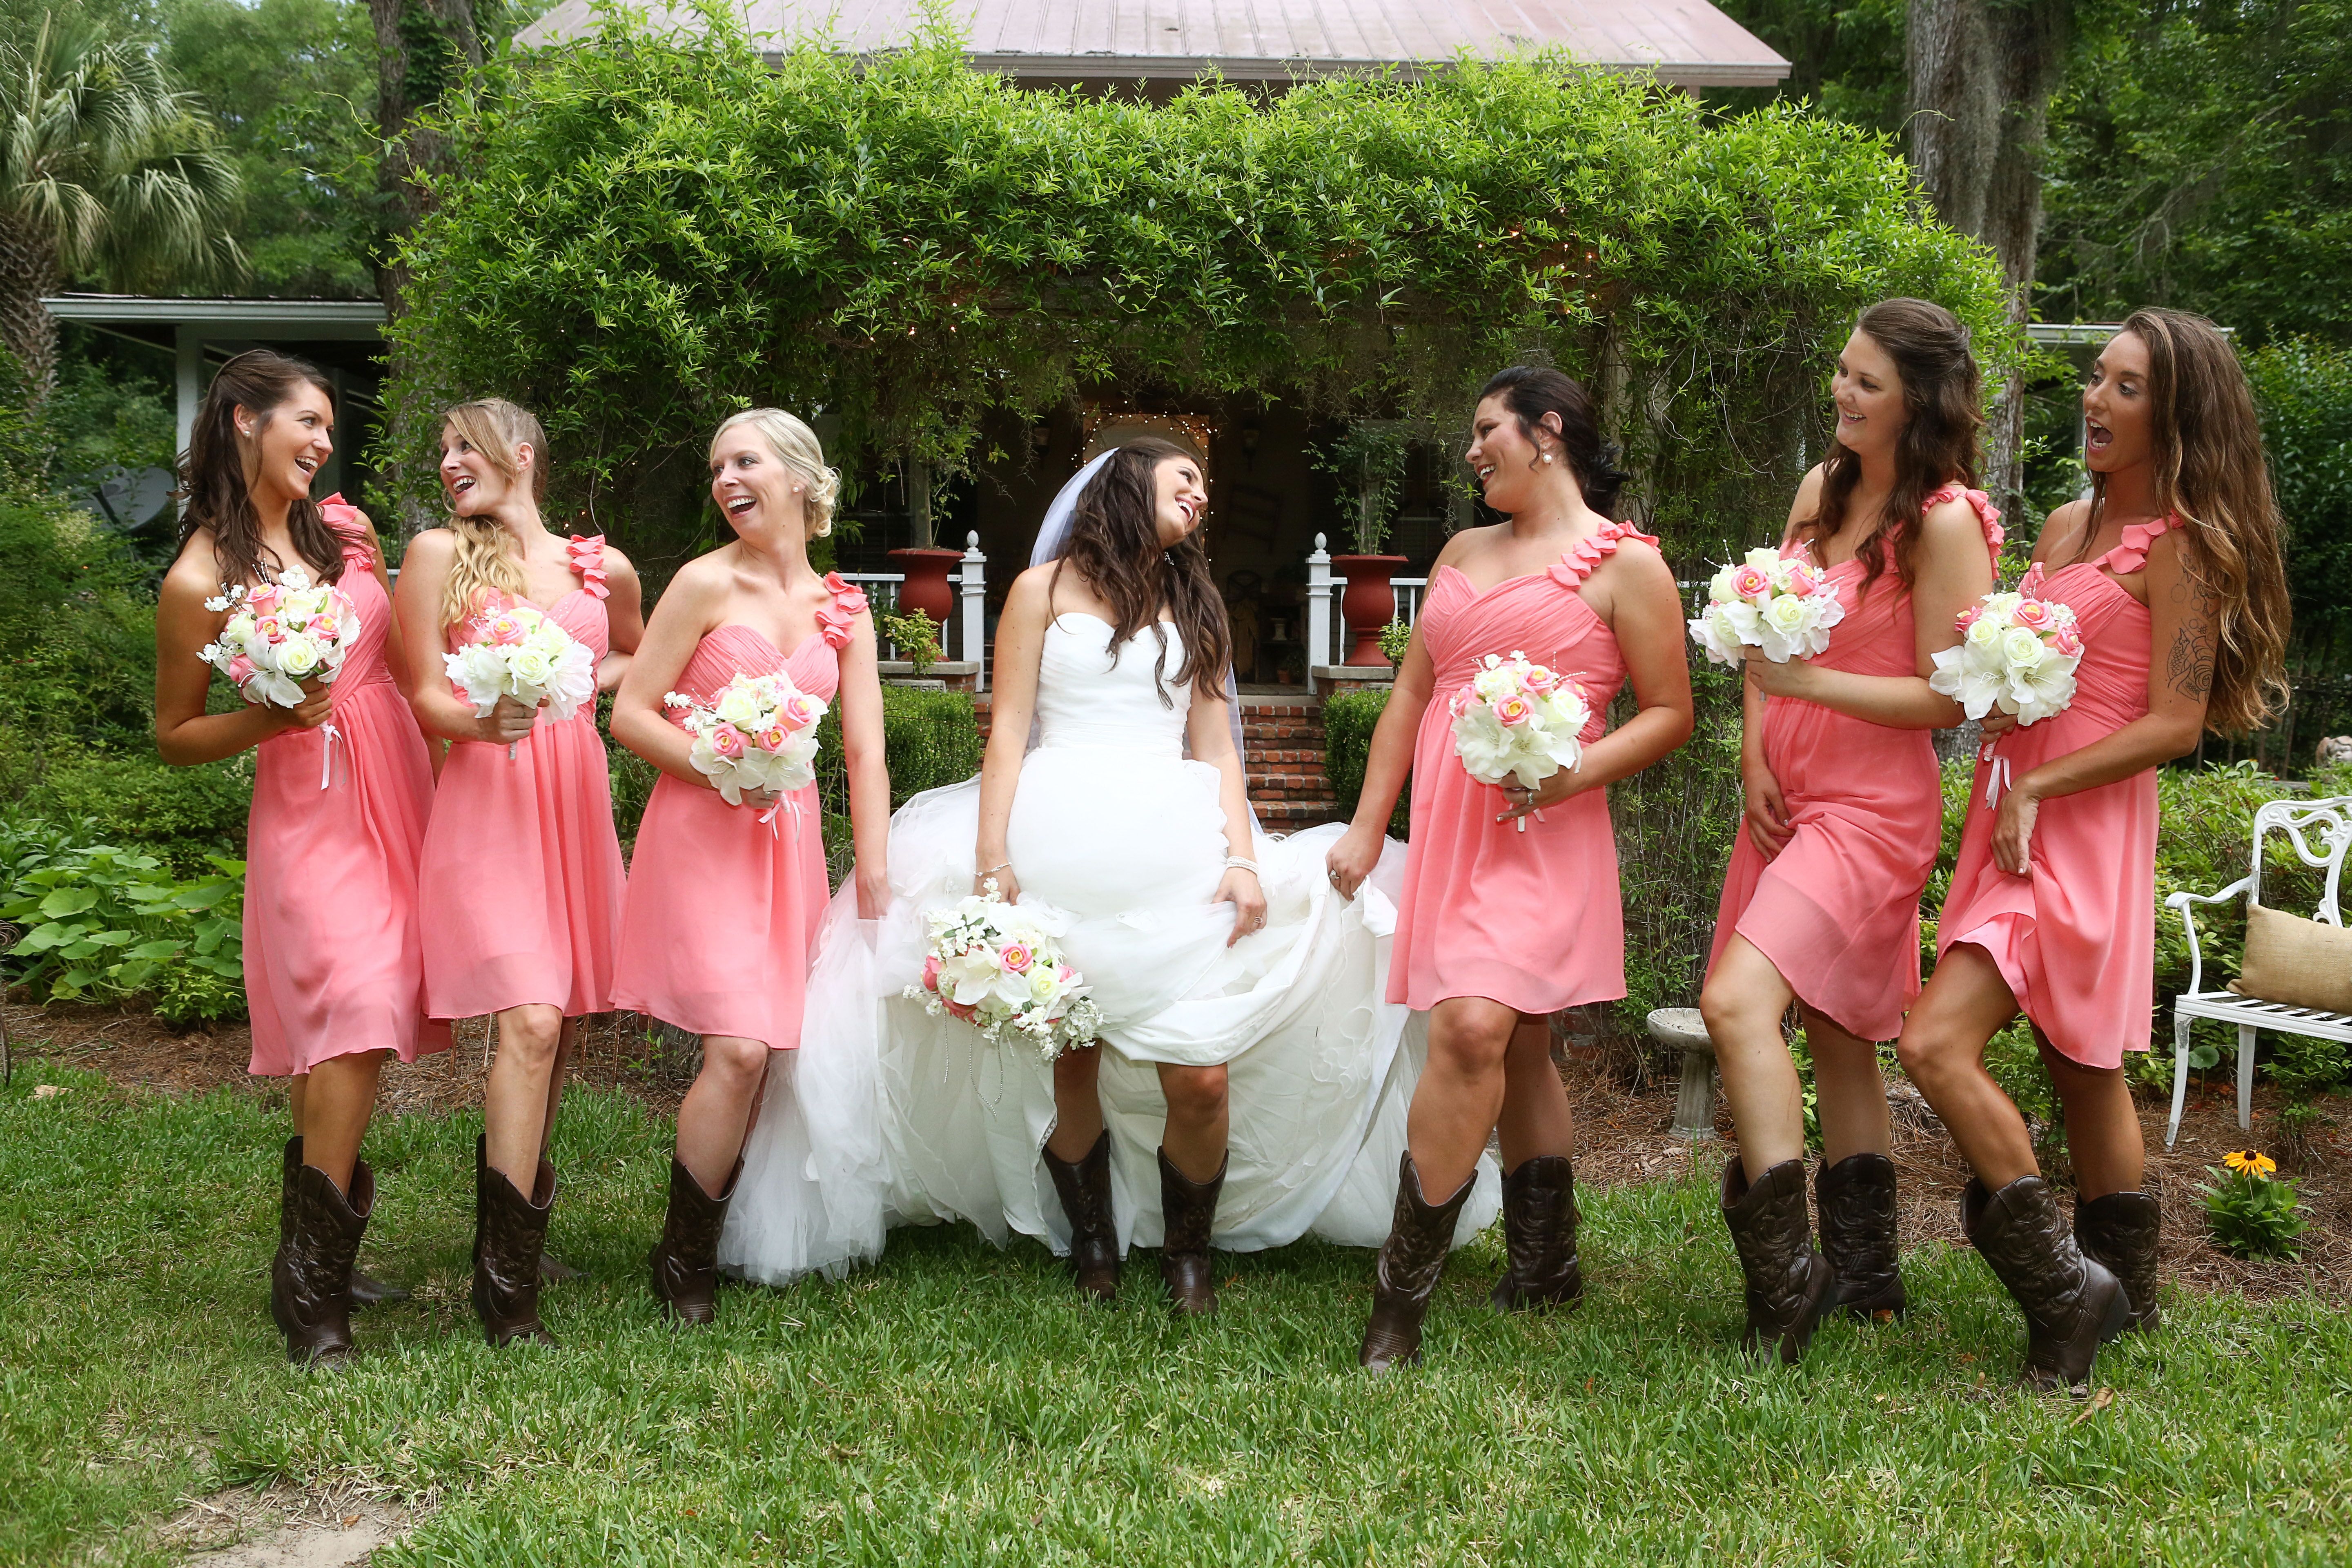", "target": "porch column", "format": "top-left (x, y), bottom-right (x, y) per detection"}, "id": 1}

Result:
top-left (174, 324), bottom-right (203, 514)
top-left (960, 530), bottom-right (987, 690)
top-left (1306, 533), bottom-right (1332, 696)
